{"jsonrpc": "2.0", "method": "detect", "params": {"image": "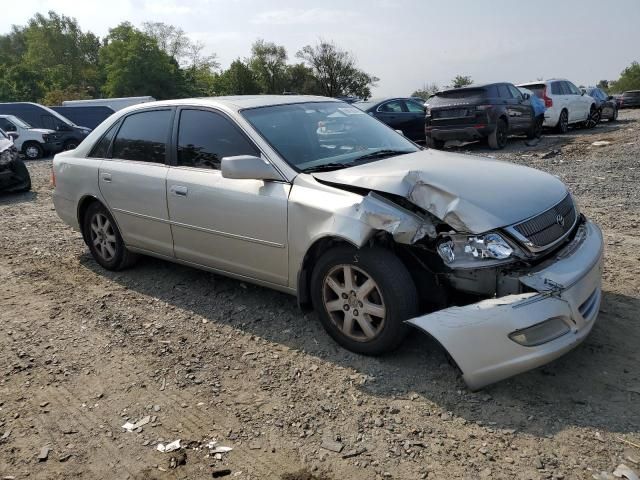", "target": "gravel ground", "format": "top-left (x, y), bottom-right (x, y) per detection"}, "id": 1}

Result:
top-left (1, 110), bottom-right (639, 480)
